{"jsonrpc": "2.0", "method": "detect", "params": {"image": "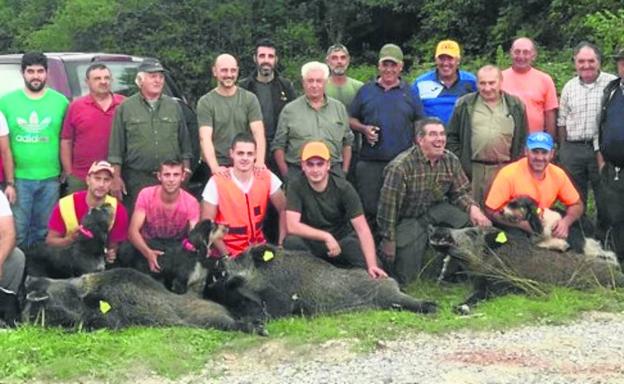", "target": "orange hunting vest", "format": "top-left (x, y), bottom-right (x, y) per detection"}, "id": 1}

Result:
top-left (214, 171), bottom-right (271, 257)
